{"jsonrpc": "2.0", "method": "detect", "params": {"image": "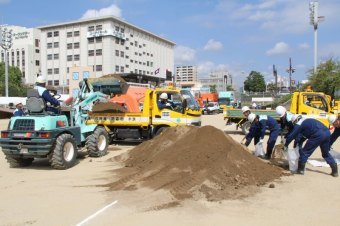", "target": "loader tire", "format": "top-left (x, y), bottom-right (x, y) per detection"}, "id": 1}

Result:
top-left (242, 121), bottom-right (251, 135)
top-left (49, 134), bottom-right (77, 170)
top-left (5, 155), bottom-right (34, 168)
top-left (86, 127), bottom-right (109, 157)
